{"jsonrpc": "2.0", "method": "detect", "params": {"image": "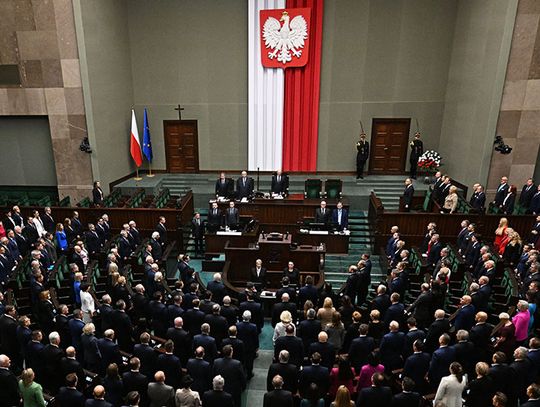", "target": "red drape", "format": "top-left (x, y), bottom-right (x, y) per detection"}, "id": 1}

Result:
top-left (282, 0), bottom-right (324, 172)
